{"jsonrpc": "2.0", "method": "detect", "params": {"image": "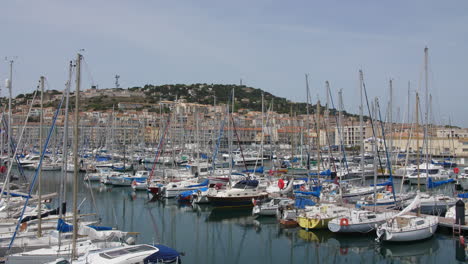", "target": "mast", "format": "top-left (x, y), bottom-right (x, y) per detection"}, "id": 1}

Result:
top-left (325, 81), bottom-right (332, 169)
top-left (316, 100), bottom-right (321, 178)
top-left (389, 79), bottom-right (393, 169)
top-left (228, 88), bottom-right (234, 186)
top-left (373, 98), bottom-right (378, 211)
top-left (37, 76), bottom-right (45, 237)
top-left (72, 53), bottom-right (82, 259)
top-left (5, 60), bottom-right (13, 211)
top-left (59, 61), bottom-right (72, 221)
top-left (424, 47), bottom-right (429, 173)
top-left (338, 89), bottom-right (344, 157)
top-left (260, 92), bottom-right (264, 167)
top-left (407, 81), bottom-right (411, 126)
top-left (416, 92), bottom-right (421, 192)
top-left (359, 70), bottom-right (365, 184)
top-left (305, 74), bottom-right (311, 184)
top-left (7, 60), bottom-right (13, 169)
